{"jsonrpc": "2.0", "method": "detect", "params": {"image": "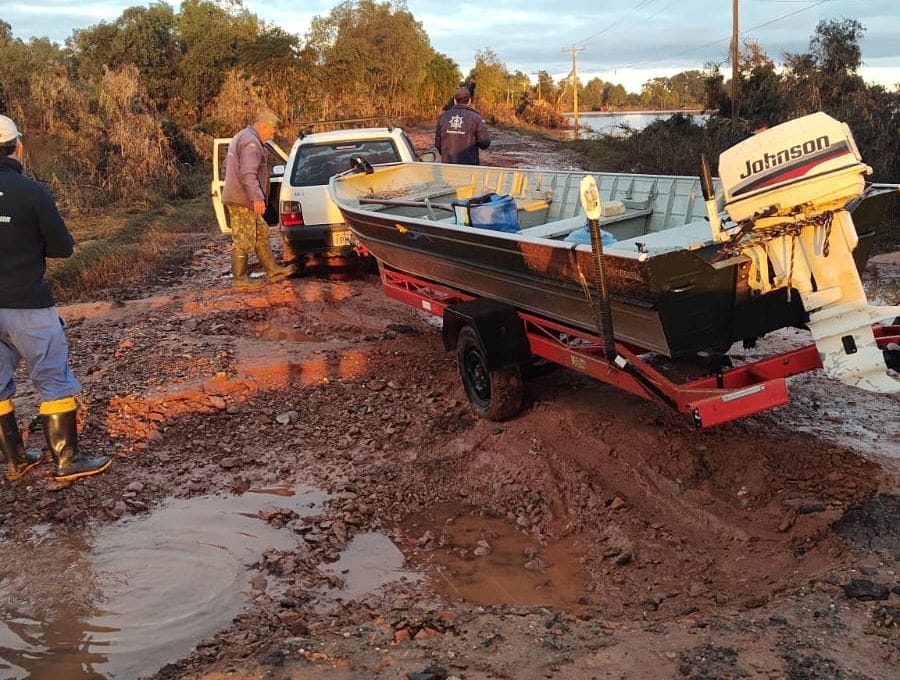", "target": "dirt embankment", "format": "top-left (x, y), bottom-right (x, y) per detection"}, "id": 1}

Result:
top-left (1, 124), bottom-right (898, 680)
